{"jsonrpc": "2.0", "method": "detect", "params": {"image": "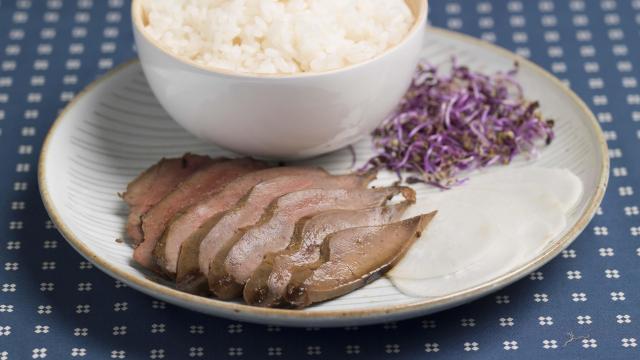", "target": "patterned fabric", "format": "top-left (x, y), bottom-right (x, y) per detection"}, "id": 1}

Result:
top-left (0, 0), bottom-right (638, 359)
